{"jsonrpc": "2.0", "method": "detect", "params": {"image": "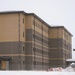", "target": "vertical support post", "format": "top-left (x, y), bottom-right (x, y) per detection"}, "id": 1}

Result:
top-left (18, 13), bottom-right (21, 70)
top-left (34, 18), bottom-right (36, 68)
